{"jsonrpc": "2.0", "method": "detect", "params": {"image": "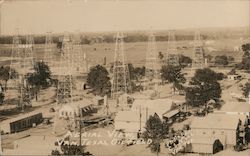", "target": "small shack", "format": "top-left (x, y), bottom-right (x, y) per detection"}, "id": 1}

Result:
top-left (131, 98), bottom-right (176, 120)
top-left (59, 100), bottom-right (94, 119)
top-left (0, 111), bottom-right (43, 134)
